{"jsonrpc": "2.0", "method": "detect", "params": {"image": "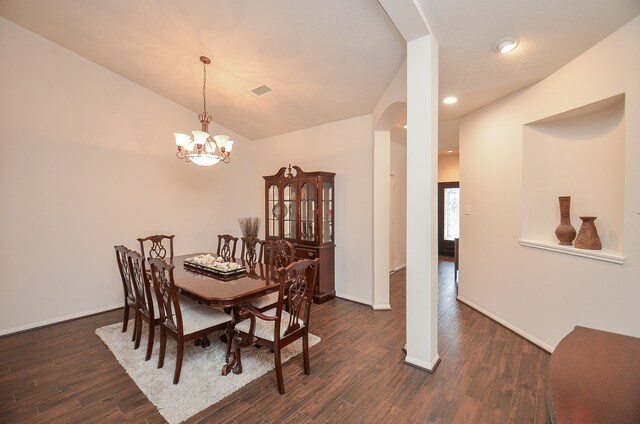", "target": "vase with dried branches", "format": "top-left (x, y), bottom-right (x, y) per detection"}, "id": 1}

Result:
top-left (238, 217), bottom-right (261, 238)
